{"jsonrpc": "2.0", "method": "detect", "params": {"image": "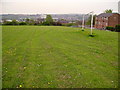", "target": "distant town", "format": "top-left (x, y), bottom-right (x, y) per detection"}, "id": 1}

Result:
top-left (0, 10), bottom-right (120, 32)
top-left (0, 14), bottom-right (89, 25)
